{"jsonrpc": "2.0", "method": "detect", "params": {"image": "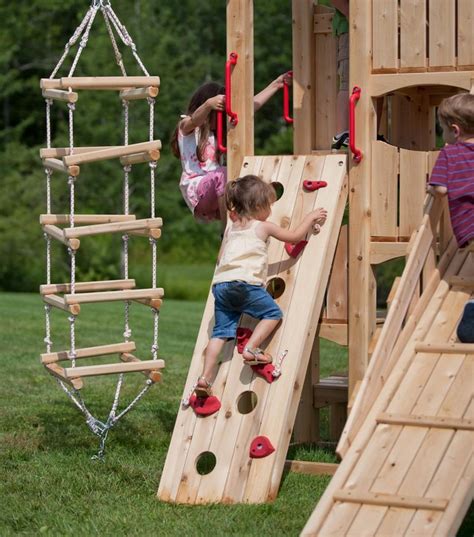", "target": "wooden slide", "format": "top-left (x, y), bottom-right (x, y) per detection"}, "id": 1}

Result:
top-left (302, 199), bottom-right (474, 536)
top-left (158, 153), bottom-right (348, 503)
